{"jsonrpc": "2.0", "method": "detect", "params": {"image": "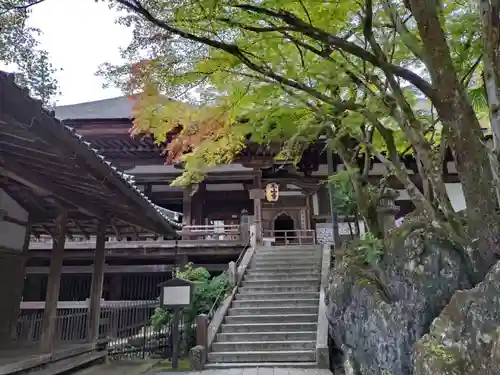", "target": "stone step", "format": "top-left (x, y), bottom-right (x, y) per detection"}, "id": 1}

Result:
top-left (248, 269), bottom-right (321, 276)
top-left (244, 272), bottom-right (318, 281)
top-left (246, 272), bottom-right (321, 280)
top-left (211, 340), bottom-right (316, 352)
top-left (254, 250), bottom-right (323, 258)
top-left (238, 285), bottom-right (319, 293)
top-left (207, 350), bottom-right (316, 363)
top-left (204, 362), bottom-right (316, 369)
top-left (235, 291), bottom-right (319, 300)
top-left (220, 322), bottom-right (317, 333)
top-left (216, 331), bottom-right (317, 342)
top-left (252, 259), bottom-right (319, 266)
top-left (225, 314), bottom-right (318, 324)
top-left (232, 298), bottom-right (318, 308)
top-left (253, 254), bottom-right (322, 261)
top-left (257, 246), bottom-right (321, 252)
top-left (227, 305), bottom-right (318, 316)
top-left (252, 262), bottom-right (321, 268)
top-left (246, 270), bottom-right (320, 278)
top-left (241, 279), bottom-right (320, 288)
top-left (249, 263), bottom-right (321, 271)
top-left (258, 245), bottom-right (321, 251)
top-left (251, 260), bottom-right (321, 267)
